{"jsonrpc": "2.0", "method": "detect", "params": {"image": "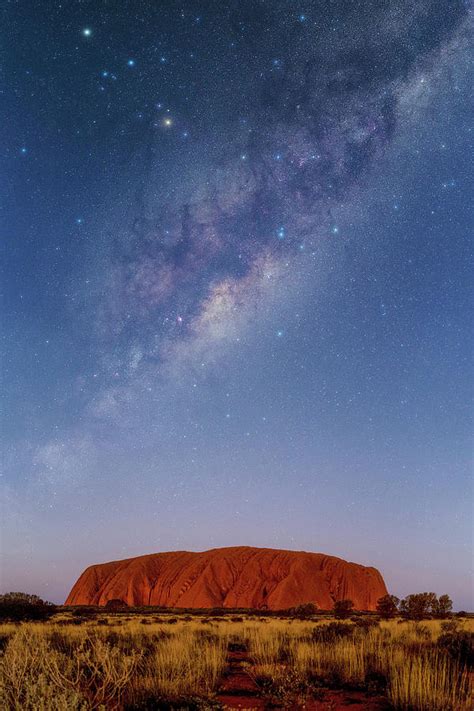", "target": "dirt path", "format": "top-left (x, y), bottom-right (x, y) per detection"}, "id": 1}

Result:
top-left (217, 646), bottom-right (267, 709)
top-left (216, 645), bottom-right (390, 710)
